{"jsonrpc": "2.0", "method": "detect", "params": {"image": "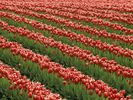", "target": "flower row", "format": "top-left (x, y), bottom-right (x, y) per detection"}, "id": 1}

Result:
top-left (0, 20), bottom-right (133, 80)
top-left (1, 6), bottom-right (133, 45)
top-left (43, 5), bottom-right (133, 25)
top-left (16, 7), bottom-right (133, 43)
top-left (91, 4), bottom-right (133, 13)
top-left (0, 11), bottom-right (133, 60)
top-left (0, 10), bottom-right (133, 59)
top-left (11, 1), bottom-right (133, 25)
top-left (0, 36), bottom-right (131, 100)
top-left (46, 2), bottom-right (133, 20)
top-left (45, 1), bottom-right (133, 13)
top-left (0, 60), bottom-right (62, 100)
top-left (3, 3), bottom-right (133, 35)
top-left (43, 3), bottom-right (133, 25)
top-left (25, 5), bottom-right (133, 35)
